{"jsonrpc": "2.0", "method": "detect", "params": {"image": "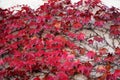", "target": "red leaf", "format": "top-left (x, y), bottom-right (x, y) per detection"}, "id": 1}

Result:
top-left (14, 78), bottom-right (20, 80)
top-left (77, 32), bottom-right (85, 41)
top-left (43, 75), bottom-right (54, 80)
top-left (33, 76), bottom-right (41, 80)
top-left (0, 59), bottom-right (4, 65)
top-left (66, 54), bottom-right (75, 61)
top-left (48, 0), bottom-right (60, 3)
top-left (86, 51), bottom-right (96, 59)
top-left (104, 54), bottom-right (115, 62)
top-left (106, 73), bottom-right (115, 80)
top-left (68, 32), bottom-right (76, 38)
top-left (115, 47), bottom-right (120, 55)
top-left (78, 62), bottom-right (93, 76)
top-left (73, 22), bottom-right (82, 29)
top-left (67, 9), bottom-right (75, 15)
top-left (94, 21), bottom-right (104, 27)
top-left (94, 36), bottom-right (103, 42)
top-left (54, 21), bottom-right (61, 29)
top-left (0, 50), bottom-right (4, 56)
top-left (99, 48), bottom-right (107, 55)
top-left (56, 72), bottom-right (69, 80)
top-left (110, 25), bottom-right (120, 36)
top-left (88, 39), bottom-right (94, 44)
top-left (79, 47), bottom-right (86, 55)
top-left (113, 69), bottom-right (120, 79)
